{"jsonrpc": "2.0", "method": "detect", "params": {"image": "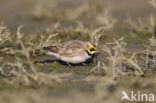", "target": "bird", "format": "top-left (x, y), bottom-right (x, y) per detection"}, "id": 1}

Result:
top-left (35, 40), bottom-right (98, 65)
